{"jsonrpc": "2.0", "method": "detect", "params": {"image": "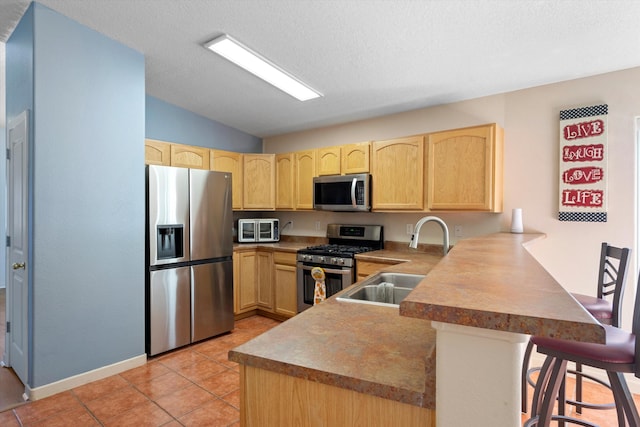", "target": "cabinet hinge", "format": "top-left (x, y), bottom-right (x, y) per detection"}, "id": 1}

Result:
top-left (5, 148), bottom-right (9, 160)
top-left (6, 322), bottom-right (9, 333)
top-left (5, 236), bottom-right (9, 247)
